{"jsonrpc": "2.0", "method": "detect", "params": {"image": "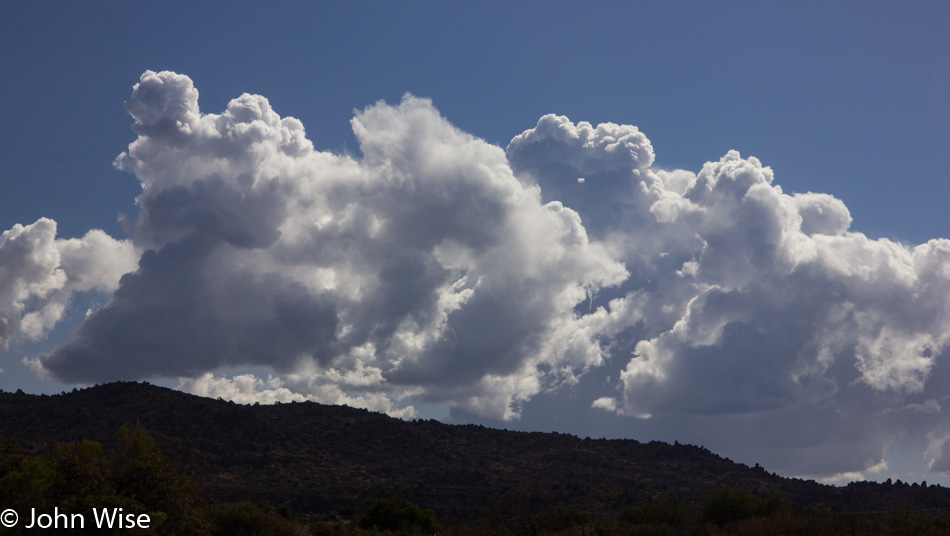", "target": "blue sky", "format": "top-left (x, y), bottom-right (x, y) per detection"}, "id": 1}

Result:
top-left (2, 1), bottom-right (950, 485)
top-left (4, 2), bottom-right (948, 242)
